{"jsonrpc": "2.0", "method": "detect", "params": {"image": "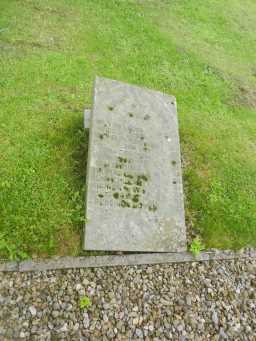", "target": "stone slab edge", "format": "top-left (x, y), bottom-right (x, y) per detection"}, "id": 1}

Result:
top-left (0, 261), bottom-right (19, 272)
top-left (84, 109), bottom-right (91, 129)
top-left (0, 249), bottom-right (255, 272)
